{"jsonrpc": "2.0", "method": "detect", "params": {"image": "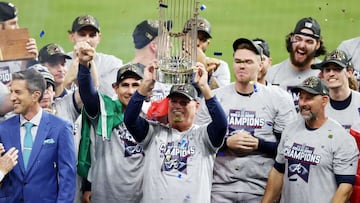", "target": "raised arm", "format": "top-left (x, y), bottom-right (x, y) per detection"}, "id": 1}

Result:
top-left (124, 62), bottom-right (156, 142)
top-left (193, 63), bottom-right (227, 147)
top-left (76, 42), bottom-right (99, 117)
